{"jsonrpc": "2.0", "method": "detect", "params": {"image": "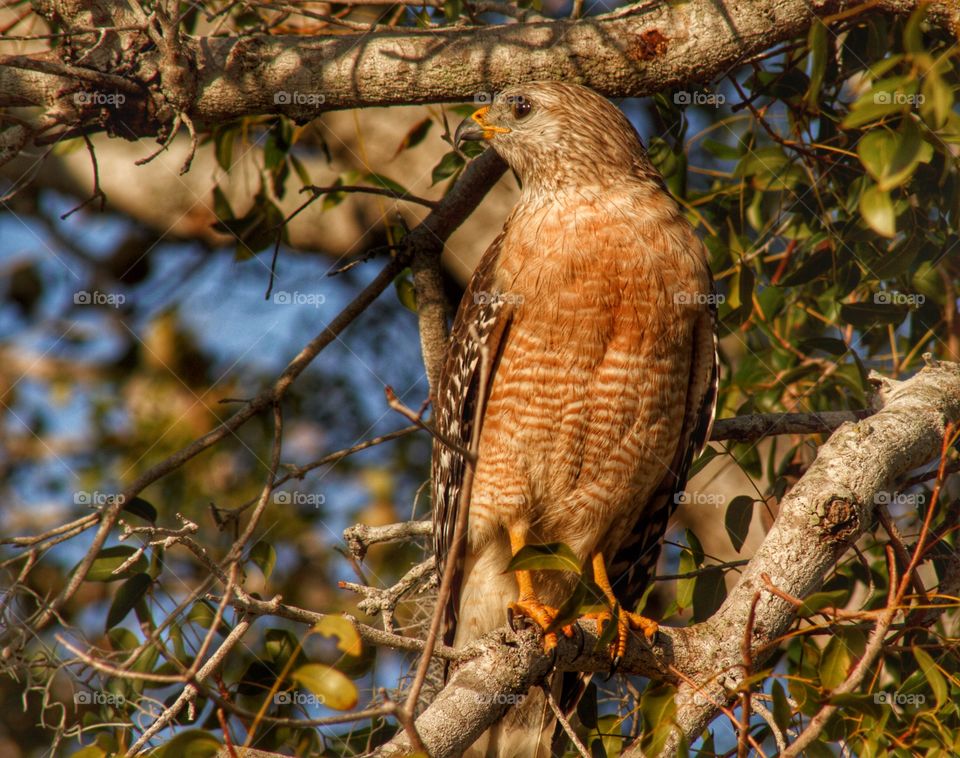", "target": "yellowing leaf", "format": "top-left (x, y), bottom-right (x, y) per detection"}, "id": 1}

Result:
top-left (912, 645), bottom-right (947, 706)
top-left (292, 663), bottom-right (358, 711)
top-left (505, 543), bottom-right (582, 575)
top-left (859, 183), bottom-right (896, 237)
top-left (312, 616), bottom-right (362, 657)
